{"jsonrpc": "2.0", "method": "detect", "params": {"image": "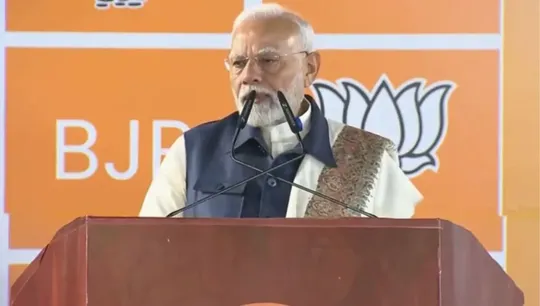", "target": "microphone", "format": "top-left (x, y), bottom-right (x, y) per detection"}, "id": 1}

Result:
top-left (237, 90), bottom-right (257, 130)
top-left (231, 90), bottom-right (257, 151)
top-left (231, 91), bottom-right (377, 218)
top-left (165, 90), bottom-right (306, 218)
top-left (276, 91), bottom-right (301, 133)
top-left (276, 90), bottom-right (305, 153)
